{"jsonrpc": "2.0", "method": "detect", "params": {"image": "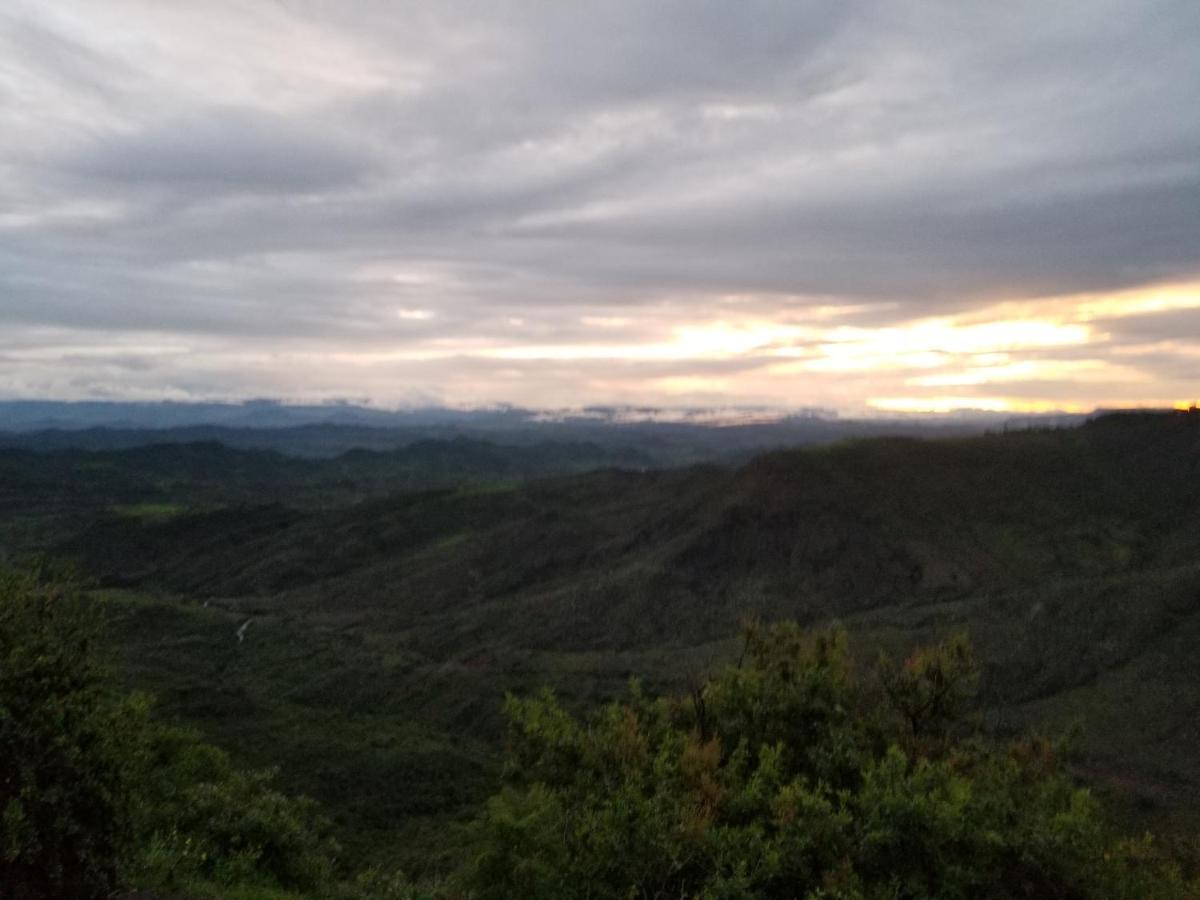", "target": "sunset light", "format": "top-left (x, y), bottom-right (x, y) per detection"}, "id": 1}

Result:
top-left (1, 4), bottom-right (1196, 415)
